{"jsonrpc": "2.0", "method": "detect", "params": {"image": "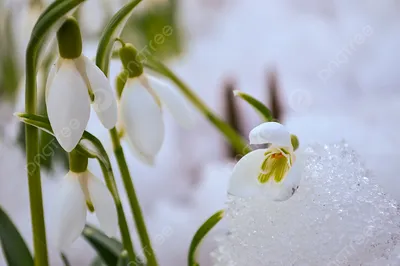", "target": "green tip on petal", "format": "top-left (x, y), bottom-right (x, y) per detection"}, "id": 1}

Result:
top-left (57, 17), bottom-right (82, 59)
top-left (119, 43), bottom-right (143, 78)
top-left (291, 134), bottom-right (299, 150)
top-left (86, 201), bottom-right (95, 213)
